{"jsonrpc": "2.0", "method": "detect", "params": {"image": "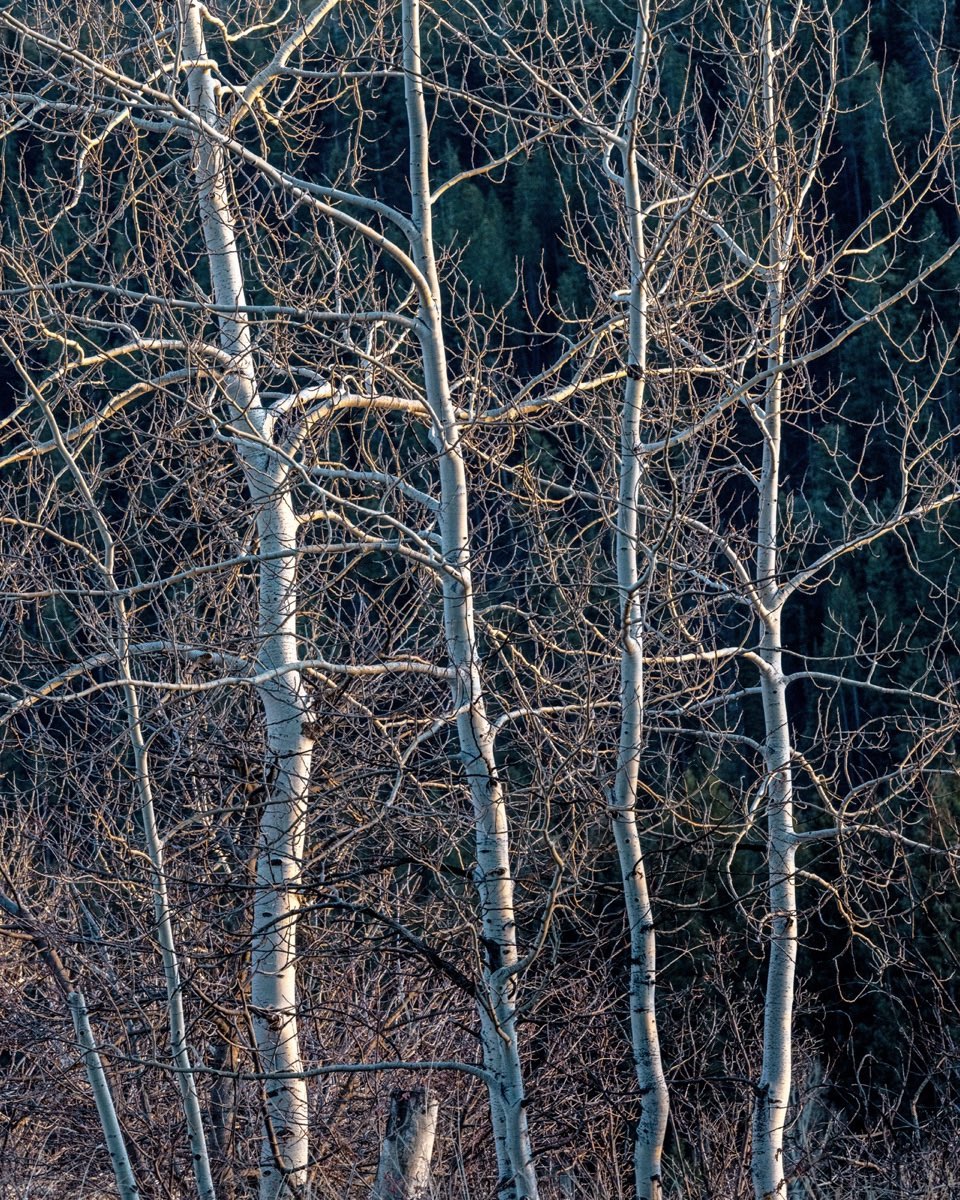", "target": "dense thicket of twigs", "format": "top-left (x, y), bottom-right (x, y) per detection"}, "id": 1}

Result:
top-left (1, 1), bottom-right (959, 1198)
